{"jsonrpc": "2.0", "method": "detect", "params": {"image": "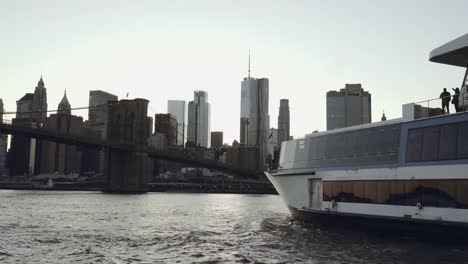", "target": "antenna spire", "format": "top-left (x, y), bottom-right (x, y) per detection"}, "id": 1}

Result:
top-left (248, 50), bottom-right (251, 79)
